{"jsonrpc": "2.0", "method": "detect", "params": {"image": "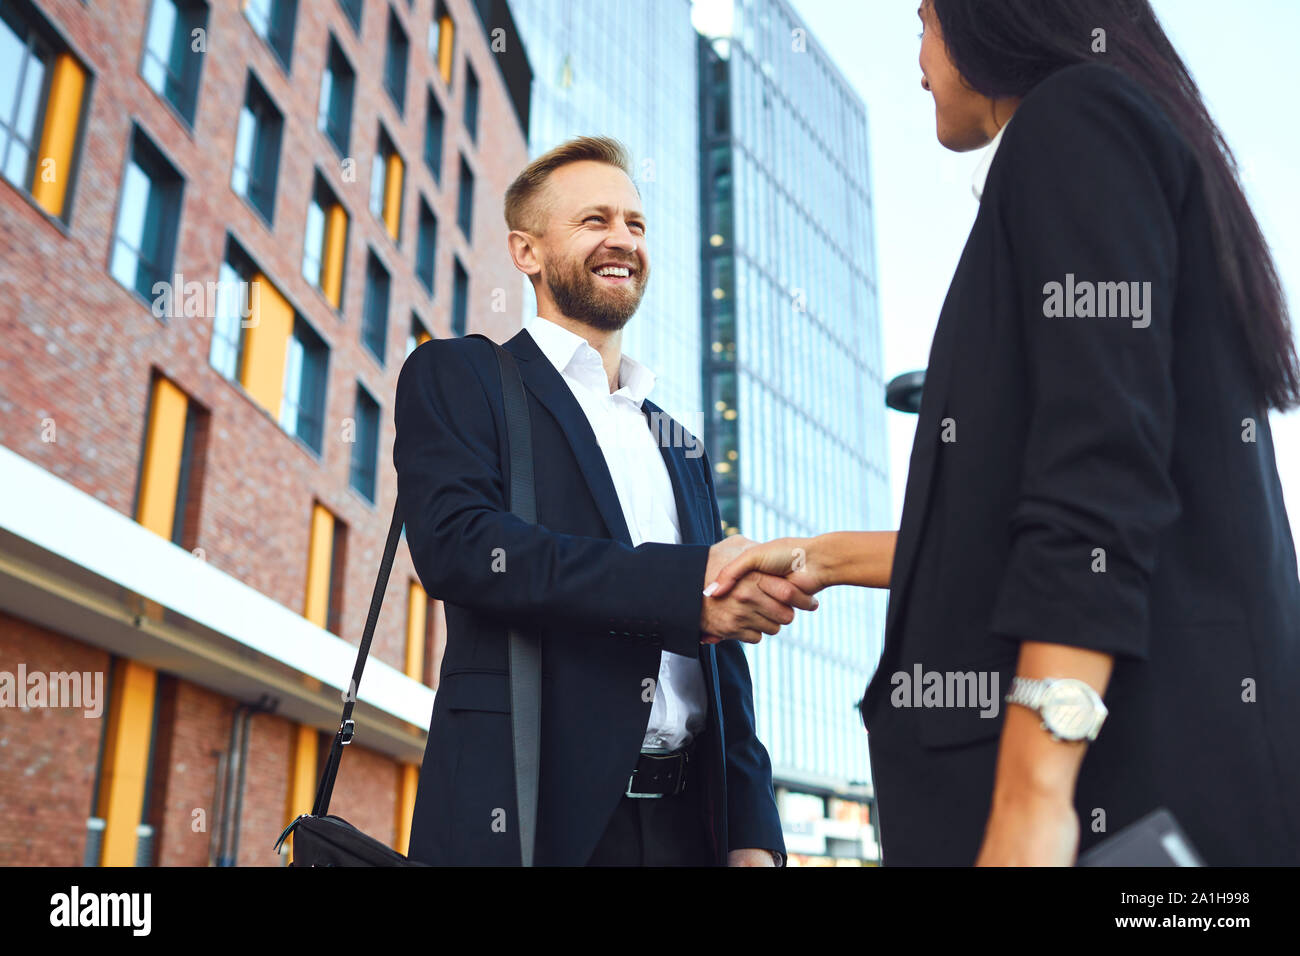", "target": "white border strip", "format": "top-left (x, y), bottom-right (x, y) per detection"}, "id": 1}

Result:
top-left (0, 445), bottom-right (433, 727)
